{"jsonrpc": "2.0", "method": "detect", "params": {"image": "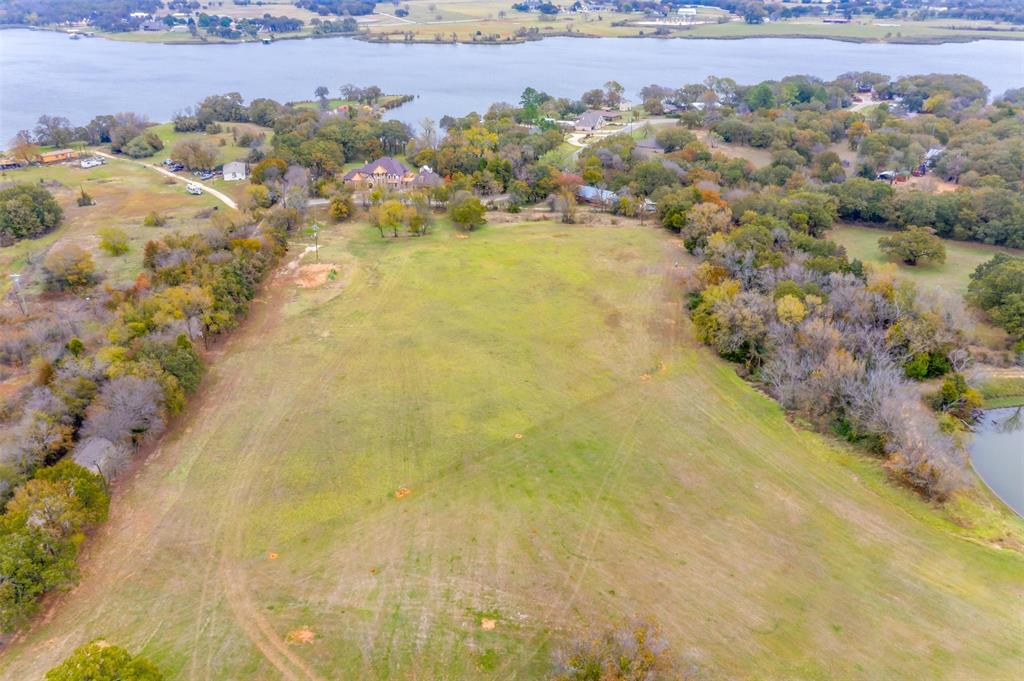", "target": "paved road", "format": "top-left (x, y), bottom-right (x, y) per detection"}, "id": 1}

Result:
top-left (93, 151), bottom-right (239, 210)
